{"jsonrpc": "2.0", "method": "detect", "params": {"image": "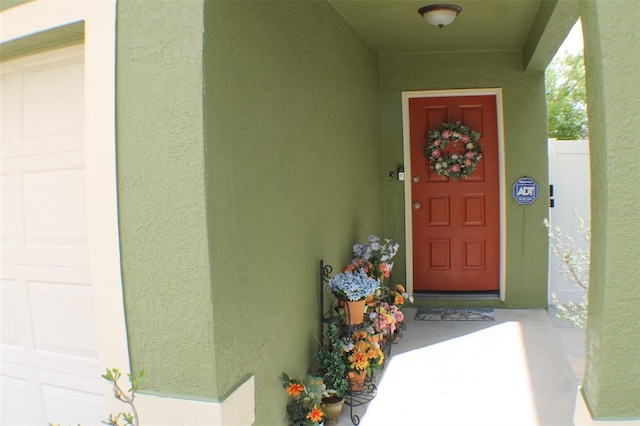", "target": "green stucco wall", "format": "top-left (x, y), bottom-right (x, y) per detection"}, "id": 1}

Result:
top-left (380, 52), bottom-right (549, 308)
top-left (580, 0), bottom-right (640, 419)
top-left (116, 0), bottom-right (219, 399)
top-left (203, 1), bottom-right (381, 423)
